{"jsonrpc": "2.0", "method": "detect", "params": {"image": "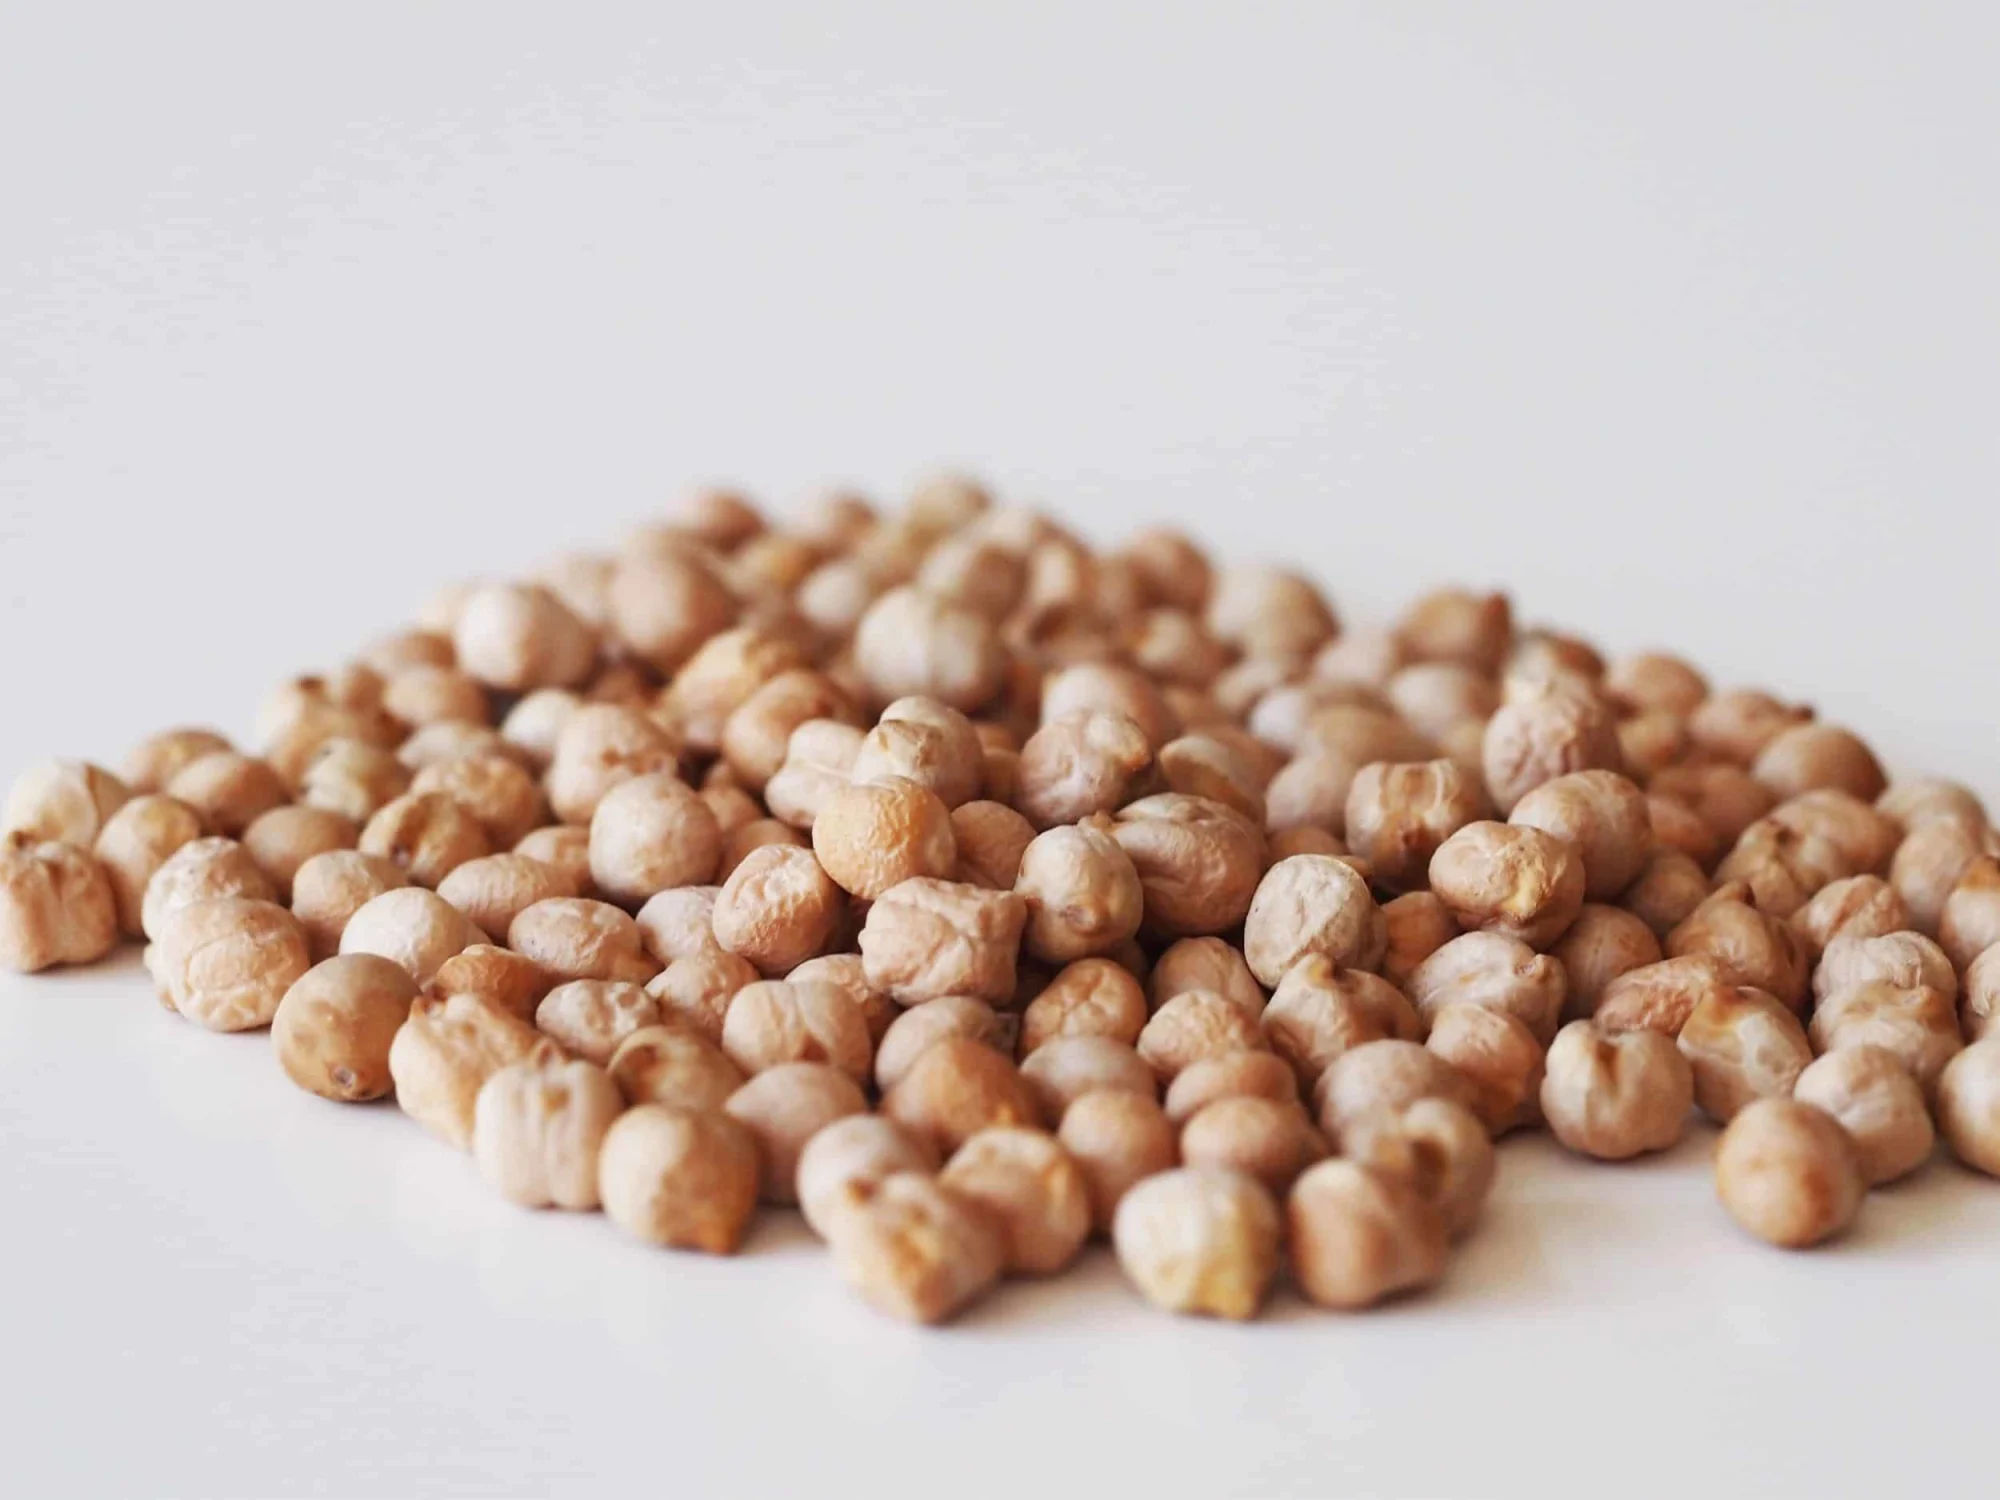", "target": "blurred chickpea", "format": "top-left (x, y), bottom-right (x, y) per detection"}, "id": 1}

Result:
top-left (1014, 711), bottom-right (1154, 830)
top-left (1877, 777), bottom-right (1989, 838)
top-left (450, 582), bottom-right (594, 694)
top-left (1162, 1051), bottom-right (1300, 1127)
top-left (1789, 874), bottom-right (1909, 965)
top-left (1714, 1098), bottom-right (1862, 1248)
top-left (1384, 663), bottom-right (1497, 744)
top-left (1605, 652), bottom-right (1709, 716)
top-left (1343, 760), bottom-right (1487, 892)
top-left (431, 944), bottom-right (552, 1022)
top-left (1620, 848), bottom-right (1713, 938)
top-left (604, 549), bottom-right (736, 674)
top-left (1891, 818), bottom-right (1986, 935)
top-left (1292, 702), bottom-right (1431, 769)
top-left (498, 688), bottom-right (581, 772)
top-left (721, 1061), bottom-right (867, 1205)
top-left (1051, 1089), bottom-right (1176, 1234)
top-left (1134, 990), bottom-right (1264, 1084)
top-left (1261, 956), bottom-right (1420, 1085)
top-left (644, 948), bottom-right (758, 1043)
top-left (408, 753), bottom-right (548, 850)
top-left (793, 1114), bottom-right (939, 1241)
top-left (297, 738), bottom-right (411, 825)
top-left (141, 835), bottom-right (274, 942)
top-left (1509, 770), bottom-right (1650, 900)
top-left (1594, 955), bottom-right (1733, 1036)
top-left (512, 824), bottom-right (594, 895)
top-left (1793, 1046), bottom-right (1933, 1185)
top-left (719, 978), bottom-right (873, 1083)
top-left (1112, 1166), bottom-right (1282, 1321)
top-left (632, 884), bottom-right (720, 964)
top-left (850, 699), bottom-right (984, 812)
top-left (1619, 713), bottom-right (1693, 782)
top-left (4, 759), bottom-right (130, 846)
top-left (1686, 688), bottom-right (1810, 766)
top-left (938, 1127), bottom-right (1092, 1274)
top-left (388, 991), bottom-right (550, 1148)
top-left (599, 1104), bottom-right (762, 1253)
top-left (1343, 1098), bottom-right (1495, 1240)
top-left (1394, 587), bottom-right (1511, 674)
top-left (859, 877), bottom-right (1025, 1005)
top-left (1312, 1039), bottom-right (1474, 1147)
top-left (1767, 790), bottom-right (1899, 874)
top-left (1264, 751), bottom-right (1365, 837)
top-left (763, 719), bottom-right (865, 831)
top-left (950, 800), bottom-right (1037, 891)
top-left (1939, 858), bottom-right (2000, 971)
top-left (381, 665), bottom-right (490, 729)
top-left (1666, 887), bottom-right (1807, 1009)
top-left (1480, 682), bottom-right (1623, 815)
top-left (1808, 980), bottom-right (1962, 1092)
top-left (239, 805), bottom-right (356, 902)
top-left (92, 795), bottom-right (203, 936)
top-left (165, 752), bottom-right (288, 838)
top-left (875, 995), bottom-right (1004, 1093)
top-left (1267, 827), bottom-right (1351, 863)
top-left (1286, 1159), bottom-right (1447, 1311)
top-left (0, 837), bottom-right (119, 973)
top-left (396, 723), bottom-right (510, 776)
top-left (432, 853), bottom-right (571, 942)
top-left (1013, 818), bottom-right (1144, 964)
top-left (123, 729), bottom-right (233, 796)
top-left (508, 897), bottom-right (659, 986)
top-left (715, 671), bottom-right (852, 793)
top-left (1155, 732), bottom-right (1266, 822)
top-left (1539, 1020), bottom-right (1692, 1160)
top-left (1677, 985), bottom-right (1812, 1123)
top-left (1425, 1002), bottom-right (1543, 1134)
top-left (1311, 628), bottom-right (1405, 689)
top-left (545, 704), bottom-right (684, 826)
top-left (1378, 891), bottom-right (1459, 989)
top-left (1145, 936), bottom-right (1262, 1019)
top-left (850, 587), bottom-right (1005, 712)
top-left (826, 1170), bottom-right (1005, 1324)
top-left (1406, 931), bottom-right (1565, 1041)
top-left (472, 1054), bottom-right (623, 1211)
top-left (289, 849), bottom-right (405, 960)
top-left (1020, 957), bottom-right (1149, 1053)
top-left (1752, 723), bottom-right (1886, 803)
top-left (1551, 905), bottom-right (1661, 1022)
top-left (1428, 821), bottom-right (1584, 951)
top-left (1019, 1035), bottom-right (1157, 1120)
top-left (1932, 1038), bottom-right (2000, 1176)
top-left (880, 1035), bottom-right (1040, 1155)
top-left (1178, 1096), bottom-right (1326, 1196)
top-left (1967, 947), bottom-right (2000, 1041)
top-left (340, 886), bottom-right (482, 984)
